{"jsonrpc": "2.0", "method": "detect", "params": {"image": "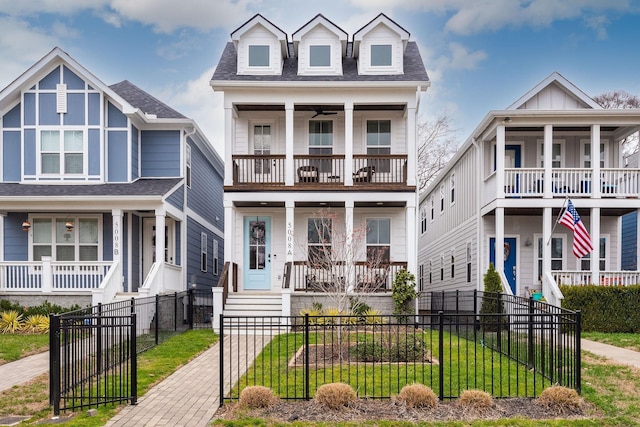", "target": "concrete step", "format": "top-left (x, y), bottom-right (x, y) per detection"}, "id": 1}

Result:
top-left (223, 293), bottom-right (283, 317)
